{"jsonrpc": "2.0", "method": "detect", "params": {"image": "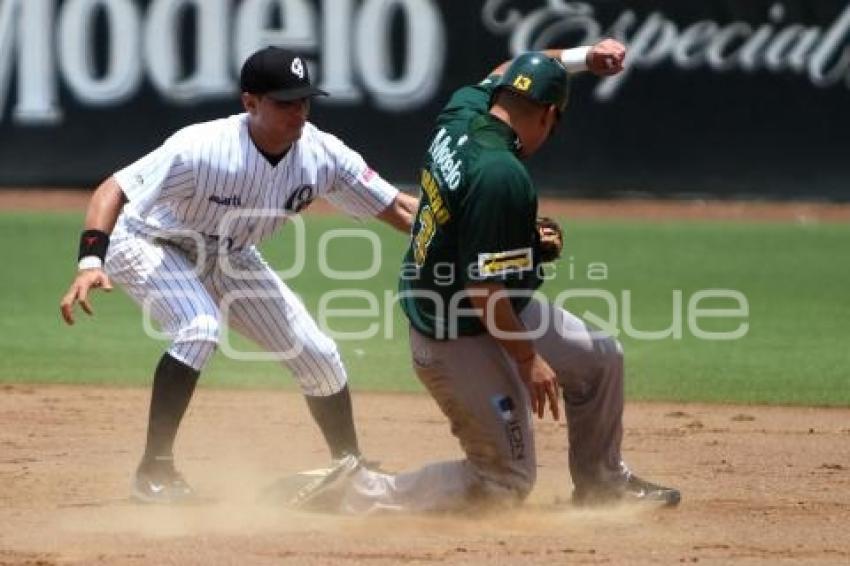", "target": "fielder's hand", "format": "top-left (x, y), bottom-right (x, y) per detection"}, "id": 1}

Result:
top-left (60, 268), bottom-right (113, 325)
top-left (587, 38), bottom-right (626, 76)
top-left (517, 353), bottom-right (560, 421)
top-left (536, 216), bottom-right (563, 263)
